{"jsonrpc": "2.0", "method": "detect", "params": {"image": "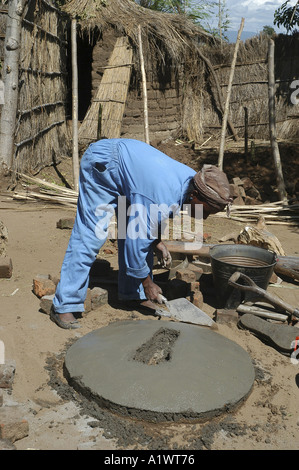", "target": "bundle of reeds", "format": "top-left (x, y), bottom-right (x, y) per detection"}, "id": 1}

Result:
top-left (13, 173), bottom-right (78, 208)
top-left (78, 36), bottom-right (133, 143)
top-left (13, 0), bottom-right (70, 174)
top-left (214, 201), bottom-right (299, 225)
